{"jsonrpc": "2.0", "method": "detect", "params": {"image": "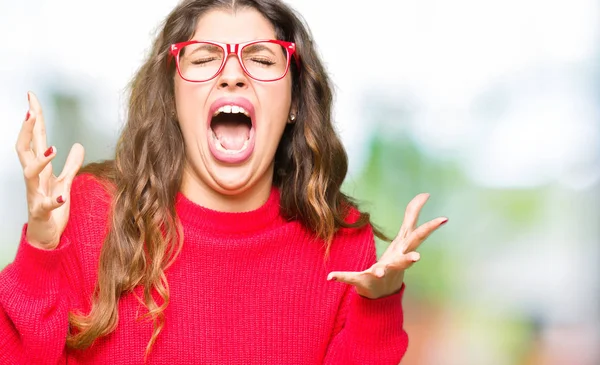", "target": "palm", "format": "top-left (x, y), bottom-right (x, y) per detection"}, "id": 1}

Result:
top-left (32, 169), bottom-right (69, 236)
